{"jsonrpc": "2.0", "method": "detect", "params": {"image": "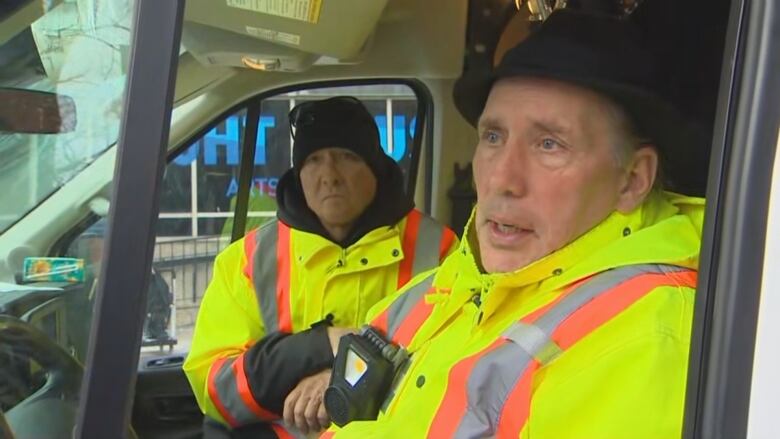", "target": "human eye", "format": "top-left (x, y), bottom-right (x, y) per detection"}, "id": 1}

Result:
top-left (305, 153), bottom-right (322, 165)
top-left (538, 137), bottom-right (564, 152)
top-left (480, 129), bottom-right (503, 145)
top-left (533, 136), bottom-right (573, 168)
